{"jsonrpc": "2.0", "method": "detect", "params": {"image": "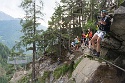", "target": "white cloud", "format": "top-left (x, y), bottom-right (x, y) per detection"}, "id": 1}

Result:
top-left (42, 0), bottom-right (60, 27)
top-left (0, 0), bottom-right (60, 27)
top-left (0, 0), bottom-right (24, 18)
